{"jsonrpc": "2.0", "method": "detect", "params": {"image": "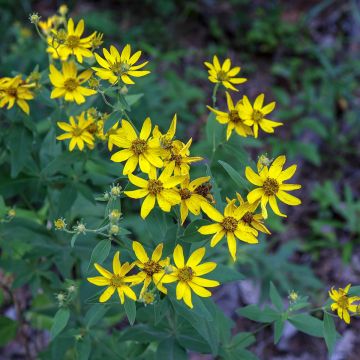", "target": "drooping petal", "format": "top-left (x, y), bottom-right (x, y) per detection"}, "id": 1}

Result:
top-left (132, 241), bottom-right (149, 263)
top-left (99, 286), bottom-right (115, 302)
